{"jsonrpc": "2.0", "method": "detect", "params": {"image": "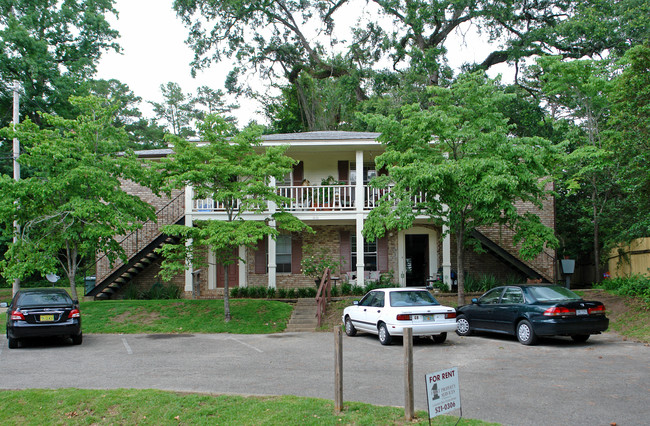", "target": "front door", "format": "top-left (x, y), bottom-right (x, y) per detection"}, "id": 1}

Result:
top-left (405, 234), bottom-right (428, 286)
